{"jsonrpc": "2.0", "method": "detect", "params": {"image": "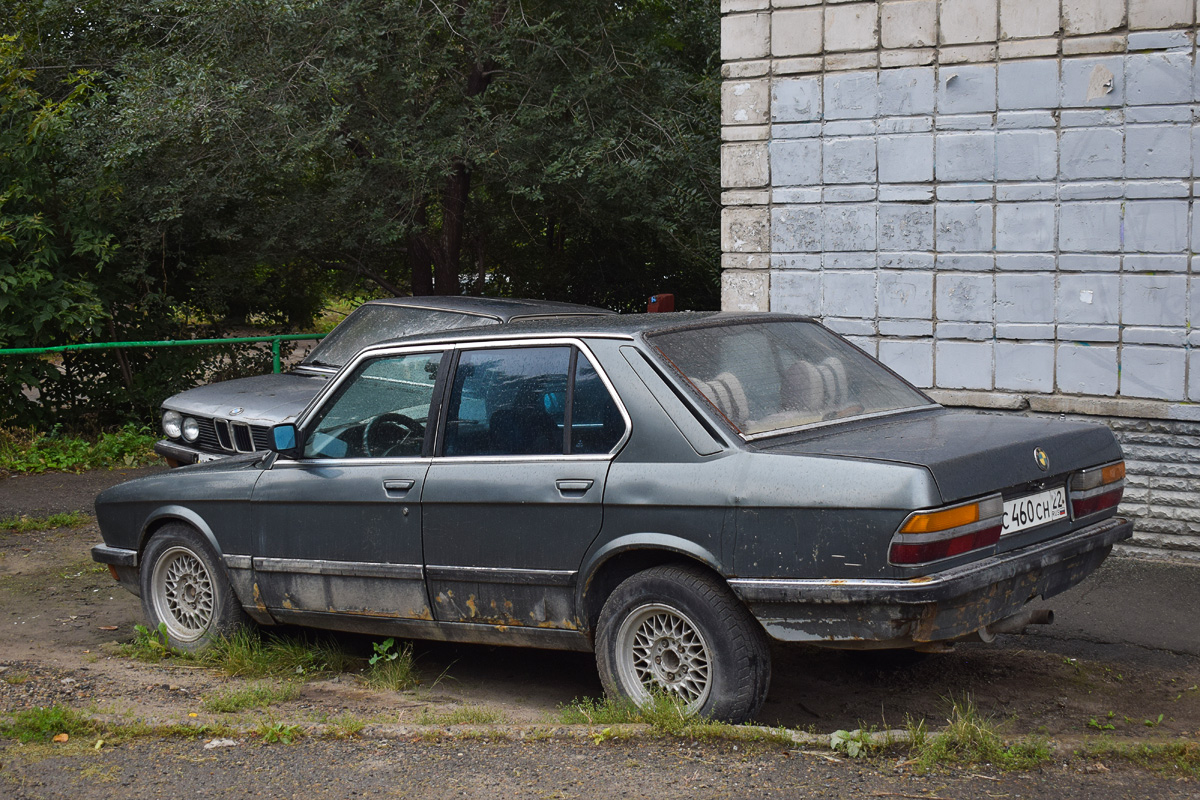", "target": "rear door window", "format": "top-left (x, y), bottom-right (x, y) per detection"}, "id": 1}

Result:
top-left (441, 346), bottom-right (624, 457)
